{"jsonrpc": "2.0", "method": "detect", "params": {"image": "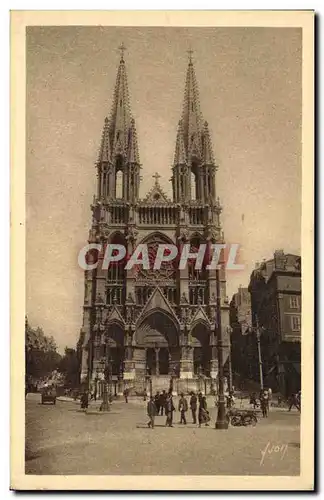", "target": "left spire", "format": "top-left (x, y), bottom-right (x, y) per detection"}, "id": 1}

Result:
top-left (96, 45), bottom-right (141, 202)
